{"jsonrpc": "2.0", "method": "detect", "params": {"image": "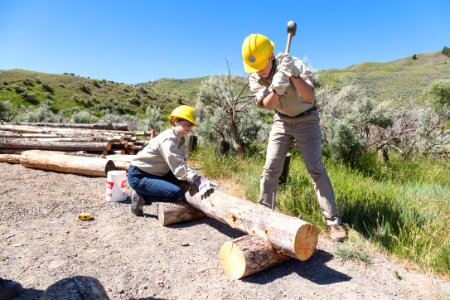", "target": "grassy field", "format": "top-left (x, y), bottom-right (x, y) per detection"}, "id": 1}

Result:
top-left (192, 146), bottom-right (450, 276)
